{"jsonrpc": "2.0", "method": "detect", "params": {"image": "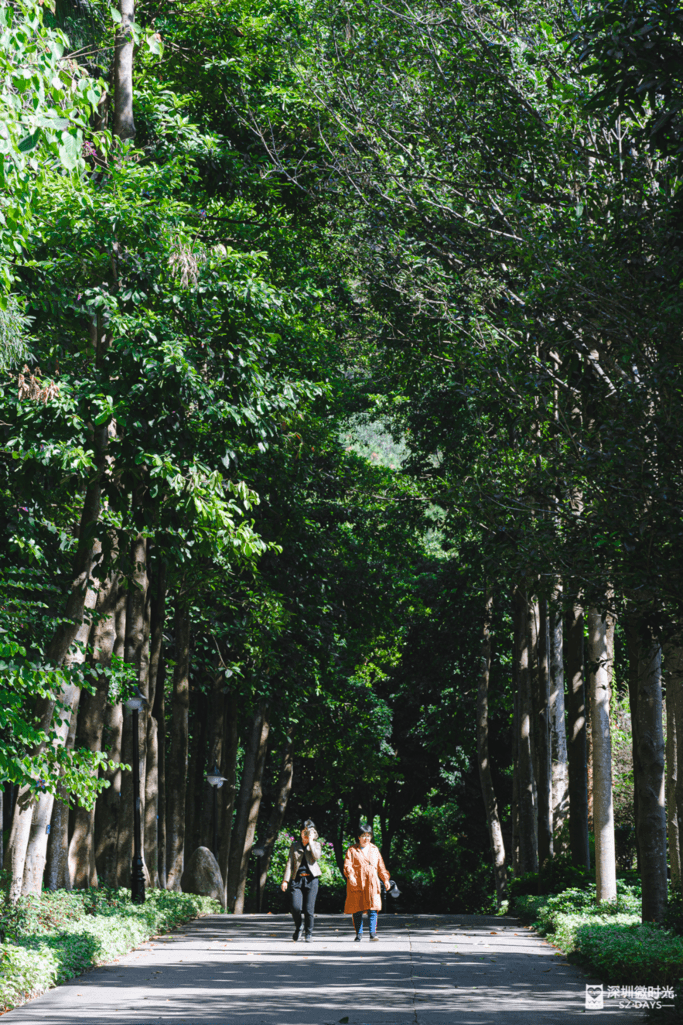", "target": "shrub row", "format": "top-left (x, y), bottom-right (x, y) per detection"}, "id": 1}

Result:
top-left (0, 888), bottom-right (220, 1012)
top-left (513, 883), bottom-right (683, 988)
